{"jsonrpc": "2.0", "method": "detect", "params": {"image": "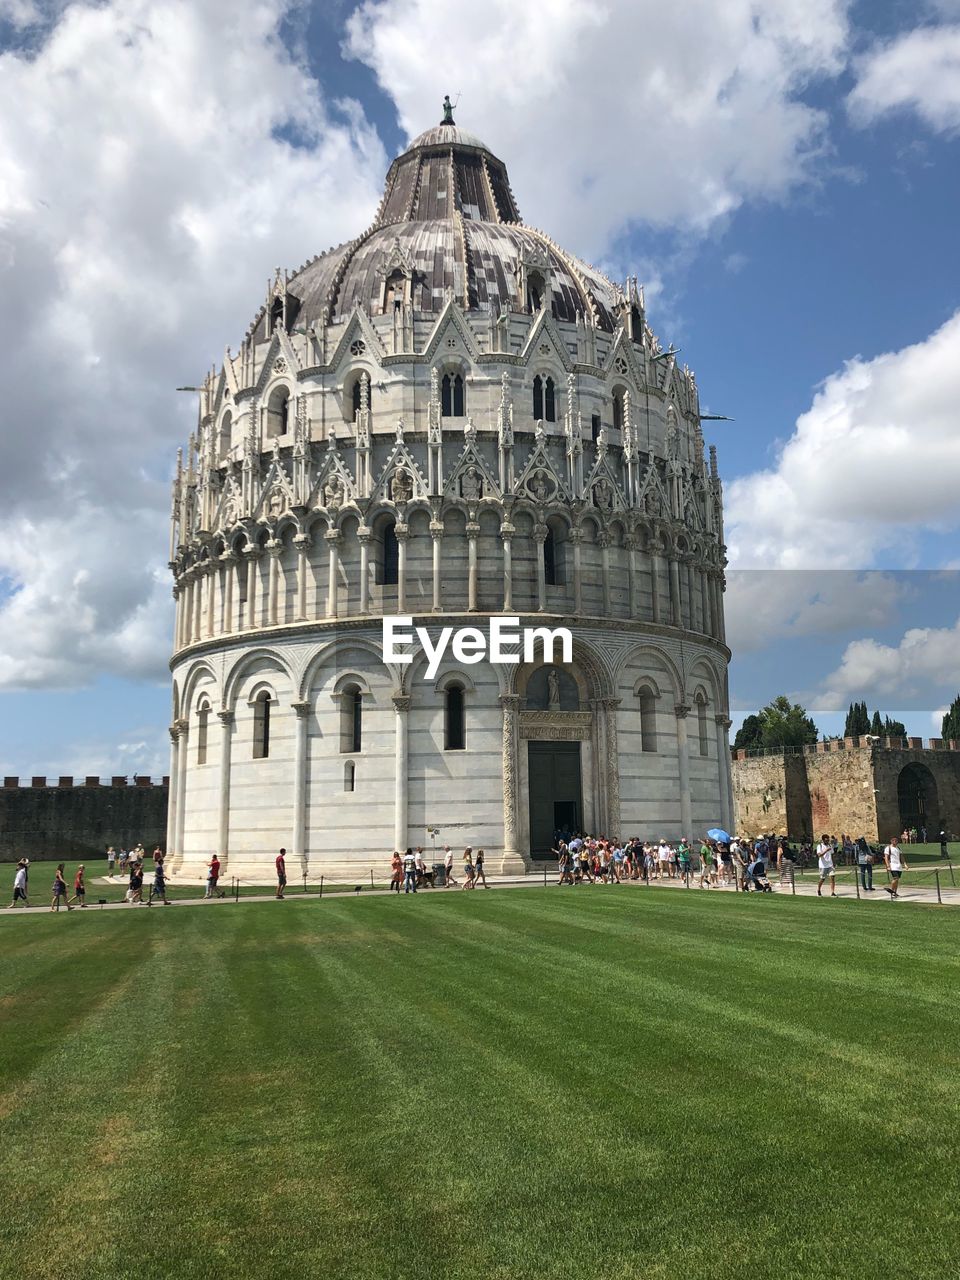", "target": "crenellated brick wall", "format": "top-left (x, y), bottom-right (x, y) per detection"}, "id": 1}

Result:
top-left (0, 777), bottom-right (169, 861)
